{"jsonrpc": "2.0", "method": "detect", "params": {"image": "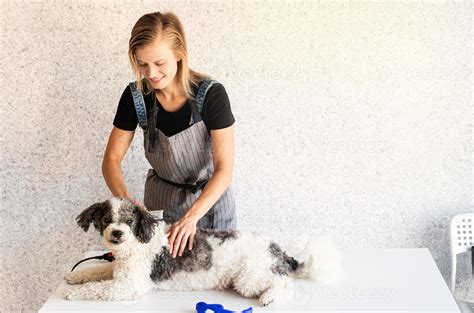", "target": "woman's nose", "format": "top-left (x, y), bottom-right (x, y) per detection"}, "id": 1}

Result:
top-left (146, 66), bottom-right (159, 79)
